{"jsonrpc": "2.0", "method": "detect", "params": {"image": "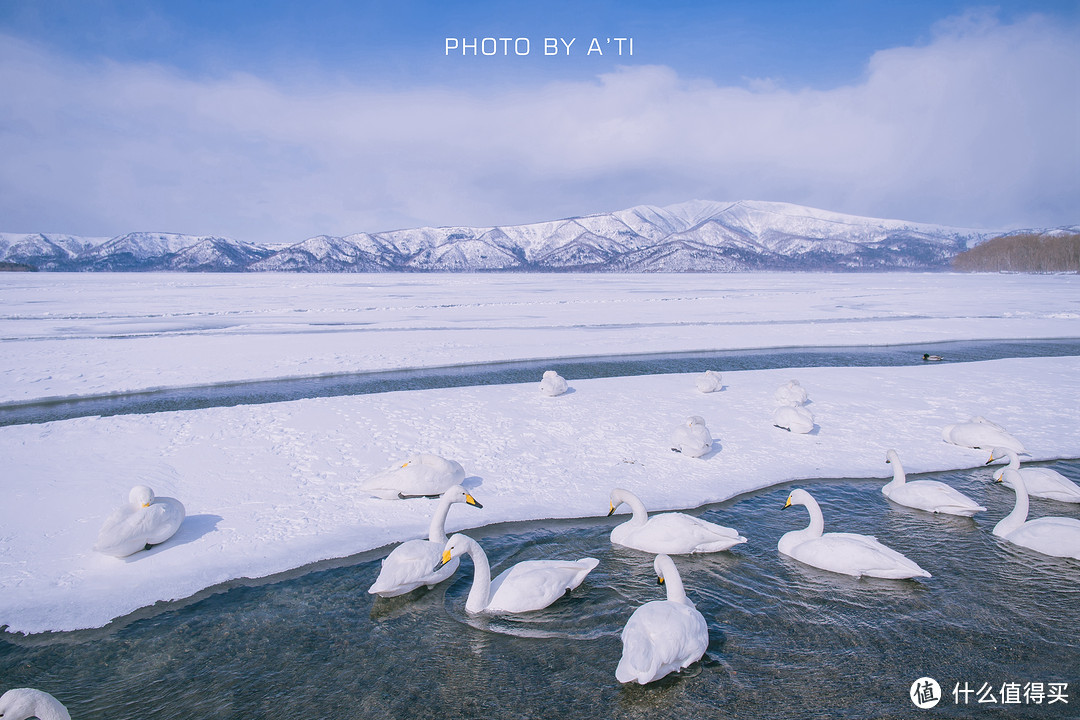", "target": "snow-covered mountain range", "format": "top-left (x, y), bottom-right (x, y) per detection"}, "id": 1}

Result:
top-left (3, 200), bottom-right (1073, 272)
